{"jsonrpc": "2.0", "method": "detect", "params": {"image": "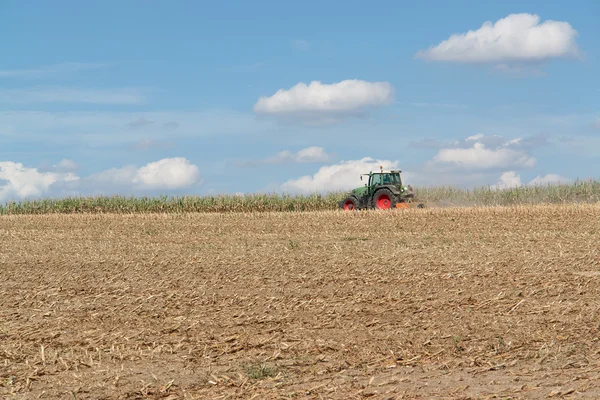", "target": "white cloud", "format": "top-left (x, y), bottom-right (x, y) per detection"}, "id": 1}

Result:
top-left (412, 133), bottom-right (550, 153)
top-left (295, 146), bottom-right (331, 163)
top-left (279, 134), bottom-right (544, 195)
top-left (504, 138), bottom-right (522, 146)
top-left (401, 134), bottom-right (551, 188)
top-left (280, 157), bottom-right (400, 194)
top-left (277, 136), bottom-right (567, 195)
top-left (415, 13), bottom-right (580, 64)
top-left (84, 157), bottom-right (202, 191)
top-left (0, 162), bottom-right (79, 201)
top-left (253, 79), bottom-right (394, 120)
top-left (0, 87), bottom-right (146, 105)
top-left (430, 134), bottom-right (537, 170)
top-left (496, 171), bottom-right (522, 189)
top-left (132, 158), bottom-right (201, 190)
top-left (466, 133), bottom-right (484, 141)
top-left (496, 171), bottom-right (570, 189)
top-left (0, 157), bottom-right (202, 203)
top-left (528, 173), bottom-right (570, 186)
top-left (238, 146), bottom-right (333, 166)
top-left (83, 166), bottom-right (138, 188)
